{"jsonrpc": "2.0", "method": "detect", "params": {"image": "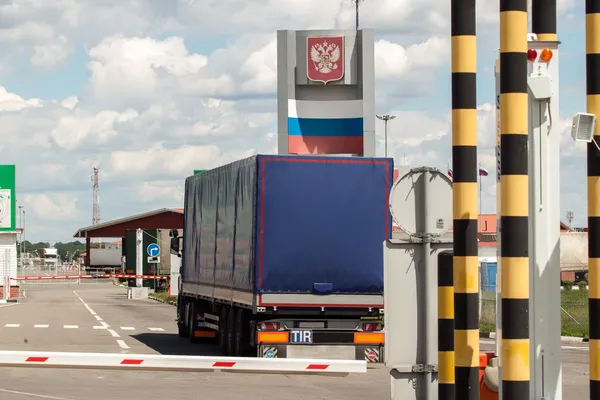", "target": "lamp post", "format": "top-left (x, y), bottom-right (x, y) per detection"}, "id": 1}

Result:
top-left (21, 209), bottom-right (25, 255)
top-left (376, 114), bottom-right (396, 157)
